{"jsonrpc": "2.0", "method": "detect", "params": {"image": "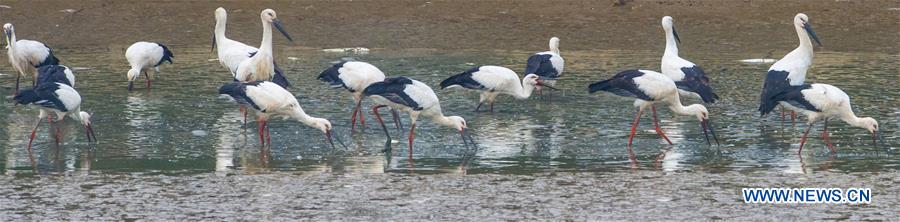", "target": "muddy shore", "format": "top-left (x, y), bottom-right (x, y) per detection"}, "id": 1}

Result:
top-left (0, 0), bottom-right (896, 54)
